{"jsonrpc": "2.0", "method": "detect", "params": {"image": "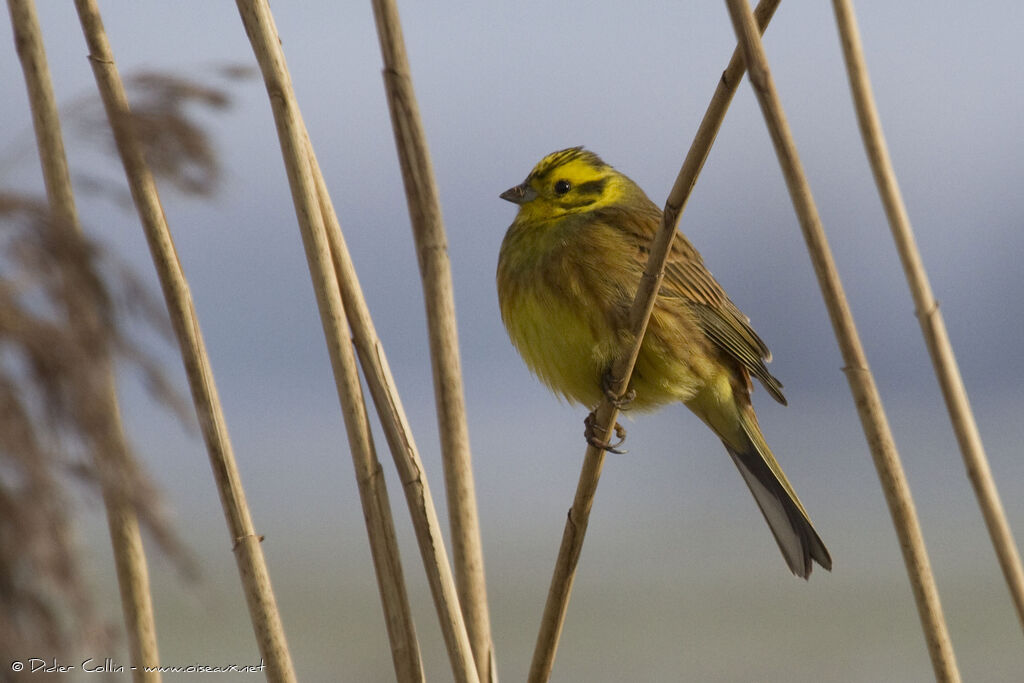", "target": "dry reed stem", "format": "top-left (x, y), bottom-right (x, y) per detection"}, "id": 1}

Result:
top-left (234, 2), bottom-right (479, 681)
top-left (724, 0), bottom-right (960, 680)
top-left (368, 1), bottom-right (495, 678)
top-left (9, 1), bottom-right (161, 678)
top-left (73, 2), bottom-right (297, 681)
top-left (831, 0), bottom-right (1024, 633)
top-left (527, 2), bottom-right (780, 680)
top-left (306, 136), bottom-right (426, 682)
